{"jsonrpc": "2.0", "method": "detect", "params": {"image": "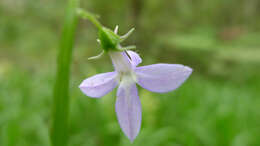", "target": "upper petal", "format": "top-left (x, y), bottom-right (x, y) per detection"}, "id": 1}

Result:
top-left (79, 72), bottom-right (118, 98)
top-left (127, 51), bottom-right (142, 67)
top-left (109, 51), bottom-right (132, 72)
top-left (135, 64), bottom-right (192, 93)
top-left (109, 51), bottom-right (142, 72)
top-left (116, 82), bottom-right (142, 142)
